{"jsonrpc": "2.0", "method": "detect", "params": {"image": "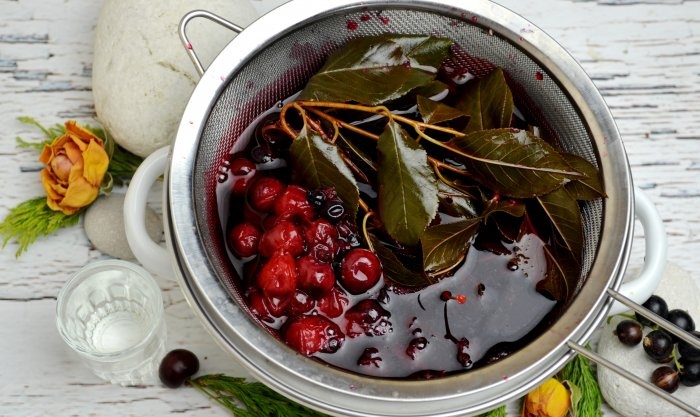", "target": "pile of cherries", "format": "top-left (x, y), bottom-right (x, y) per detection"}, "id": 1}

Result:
top-left (225, 157), bottom-right (384, 357)
top-left (614, 294), bottom-right (700, 392)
